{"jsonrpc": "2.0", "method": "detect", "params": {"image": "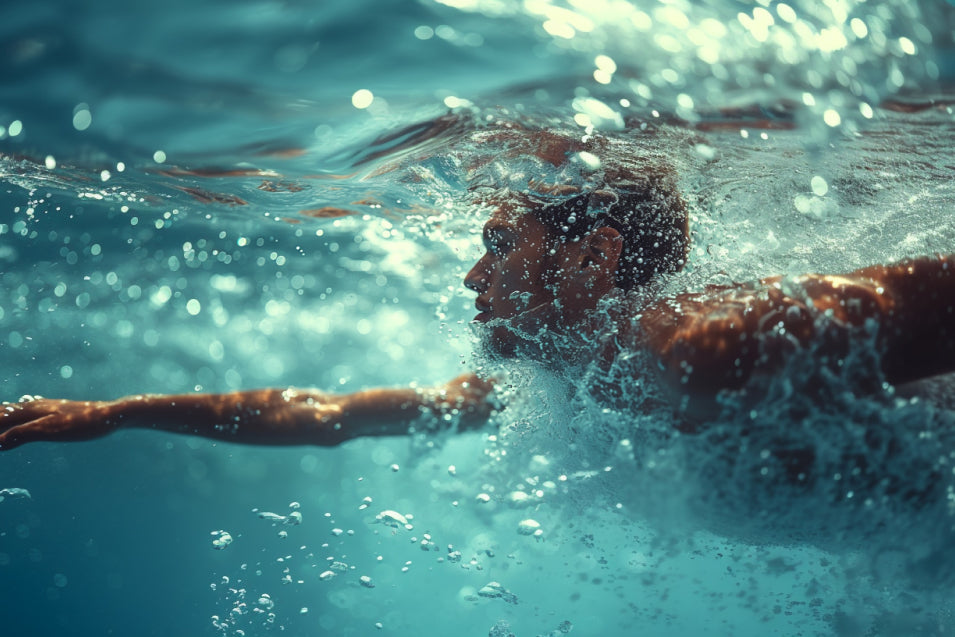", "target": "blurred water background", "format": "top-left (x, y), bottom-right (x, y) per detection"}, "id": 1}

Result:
top-left (2, 0), bottom-right (955, 635)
